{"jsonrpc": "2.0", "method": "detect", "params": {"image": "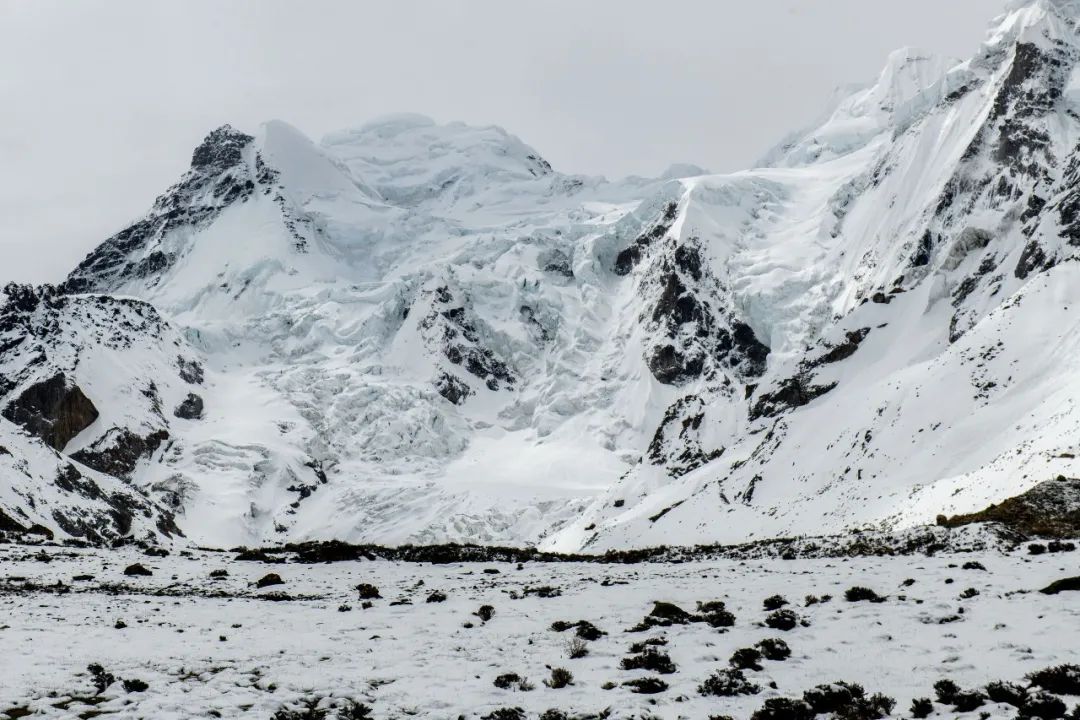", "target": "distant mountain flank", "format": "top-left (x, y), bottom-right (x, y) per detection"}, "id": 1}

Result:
top-left (2, 0), bottom-right (1080, 550)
